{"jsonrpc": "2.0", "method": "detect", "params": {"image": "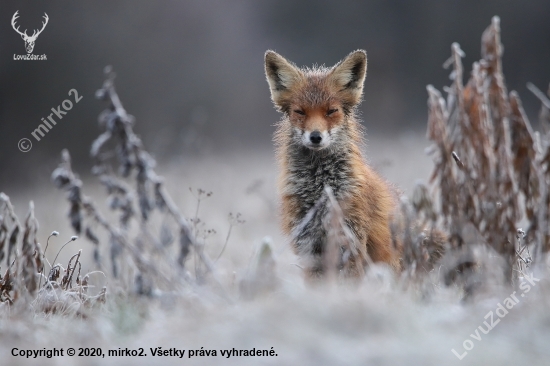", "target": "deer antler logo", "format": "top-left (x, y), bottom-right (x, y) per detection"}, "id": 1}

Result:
top-left (11, 11), bottom-right (49, 54)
